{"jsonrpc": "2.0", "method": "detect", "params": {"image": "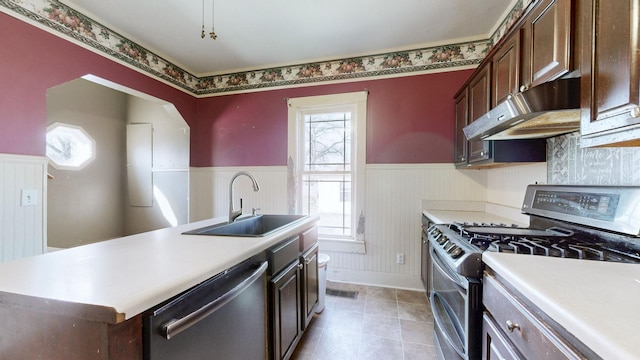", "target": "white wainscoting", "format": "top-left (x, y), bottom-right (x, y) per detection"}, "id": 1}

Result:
top-left (486, 162), bottom-right (547, 208)
top-left (190, 164), bottom-right (489, 290)
top-left (189, 166), bottom-right (289, 222)
top-left (0, 154), bottom-right (47, 262)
